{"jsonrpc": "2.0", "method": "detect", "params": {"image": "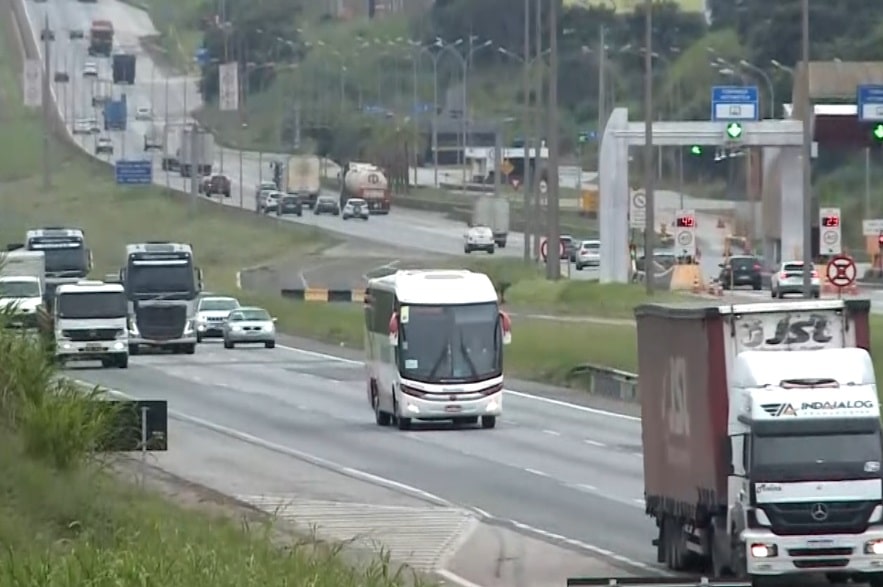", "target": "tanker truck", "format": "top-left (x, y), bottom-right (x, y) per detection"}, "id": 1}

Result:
top-left (339, 162), bottom-right (390, 214)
